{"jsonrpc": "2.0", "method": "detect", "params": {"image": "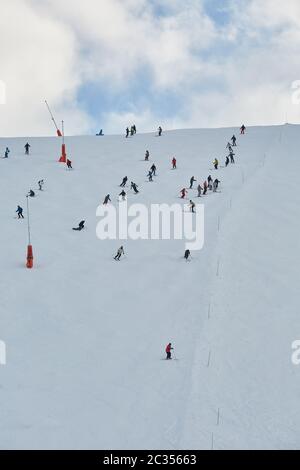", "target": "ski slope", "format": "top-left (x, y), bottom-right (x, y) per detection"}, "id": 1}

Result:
top-left (0, 125), bottom-right (299, 450)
